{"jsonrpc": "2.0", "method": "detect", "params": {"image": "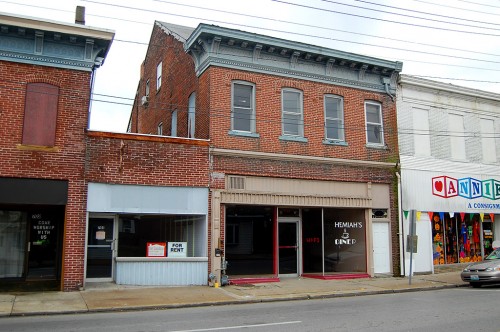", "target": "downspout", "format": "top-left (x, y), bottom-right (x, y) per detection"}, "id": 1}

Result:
top-left (383, 77), bottom-right (395, 102)
top-left (396, 167), bottom-right (405, 277)
top-left (88, 57), bottom-right (104, 130)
